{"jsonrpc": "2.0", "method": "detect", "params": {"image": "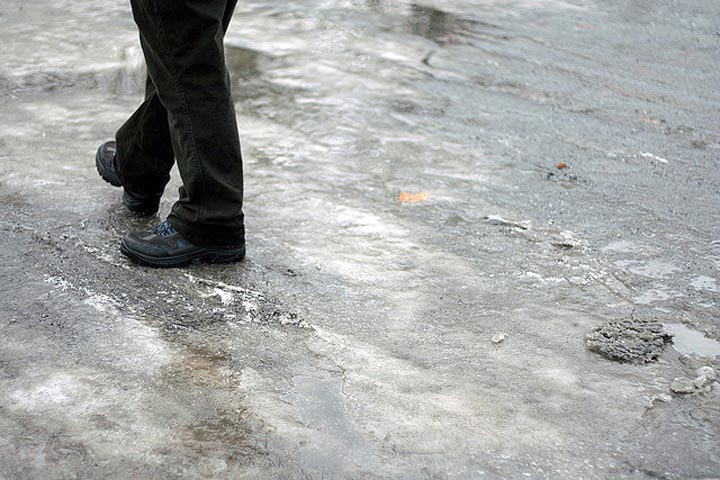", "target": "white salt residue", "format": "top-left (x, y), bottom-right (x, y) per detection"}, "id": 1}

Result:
top-left (46, 273), bottom-right (135, 313)
top-left (81, 243), bottom-right (125, 267)
top-left (519, 271), bottom-right (564, 284)
top-left (45, 275), bottom-right (73, 290)
top-left (11, 373), bottom-right (78, 409)
top-left (634, 288), bottom-right (682, 305)
top-left (601, 240), bottom-right (637, 253)
top-left (640, 152), bottom-right (669, 164)
top-left (522, 272), bottom-right (544, 281)
top-left (185, 273), bottom-right (265, 322)
top-left (186, 273), bottom-right (263, 309)
top-left (84, 293), bottom-right (121, 313)
top-left (185, 273), bottom-right (307, 327)
top-left (485, 214), bottom-right (530, 230)
top-left (212, 287), bottom-right (235, 306)
top-left (555, 229), bottom-right (586, 249)
top-left (333, 204), bottom-right (409, 237)
top-left (615, 260), bottom-right (681, 279)
top-left (689, 275), bottom-right (718, 293)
